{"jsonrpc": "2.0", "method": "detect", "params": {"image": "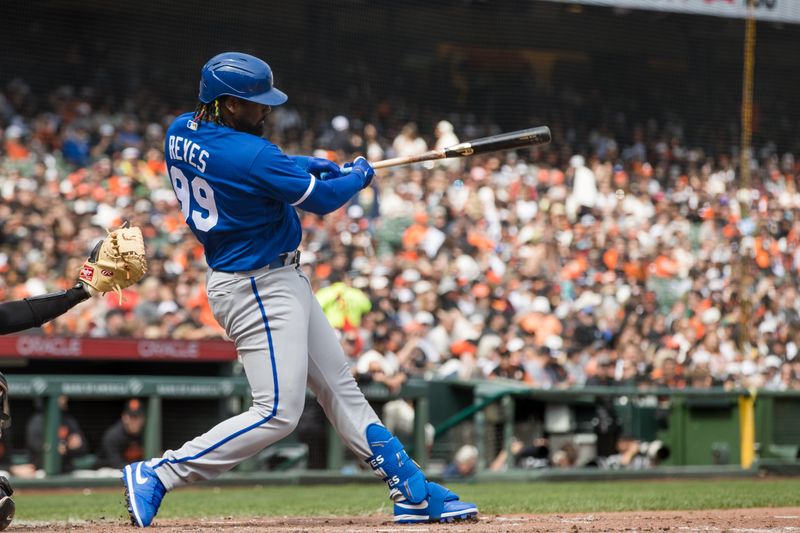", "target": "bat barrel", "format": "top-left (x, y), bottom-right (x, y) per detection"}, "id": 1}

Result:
top-left (443, 126), bottom-right (551, 158)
